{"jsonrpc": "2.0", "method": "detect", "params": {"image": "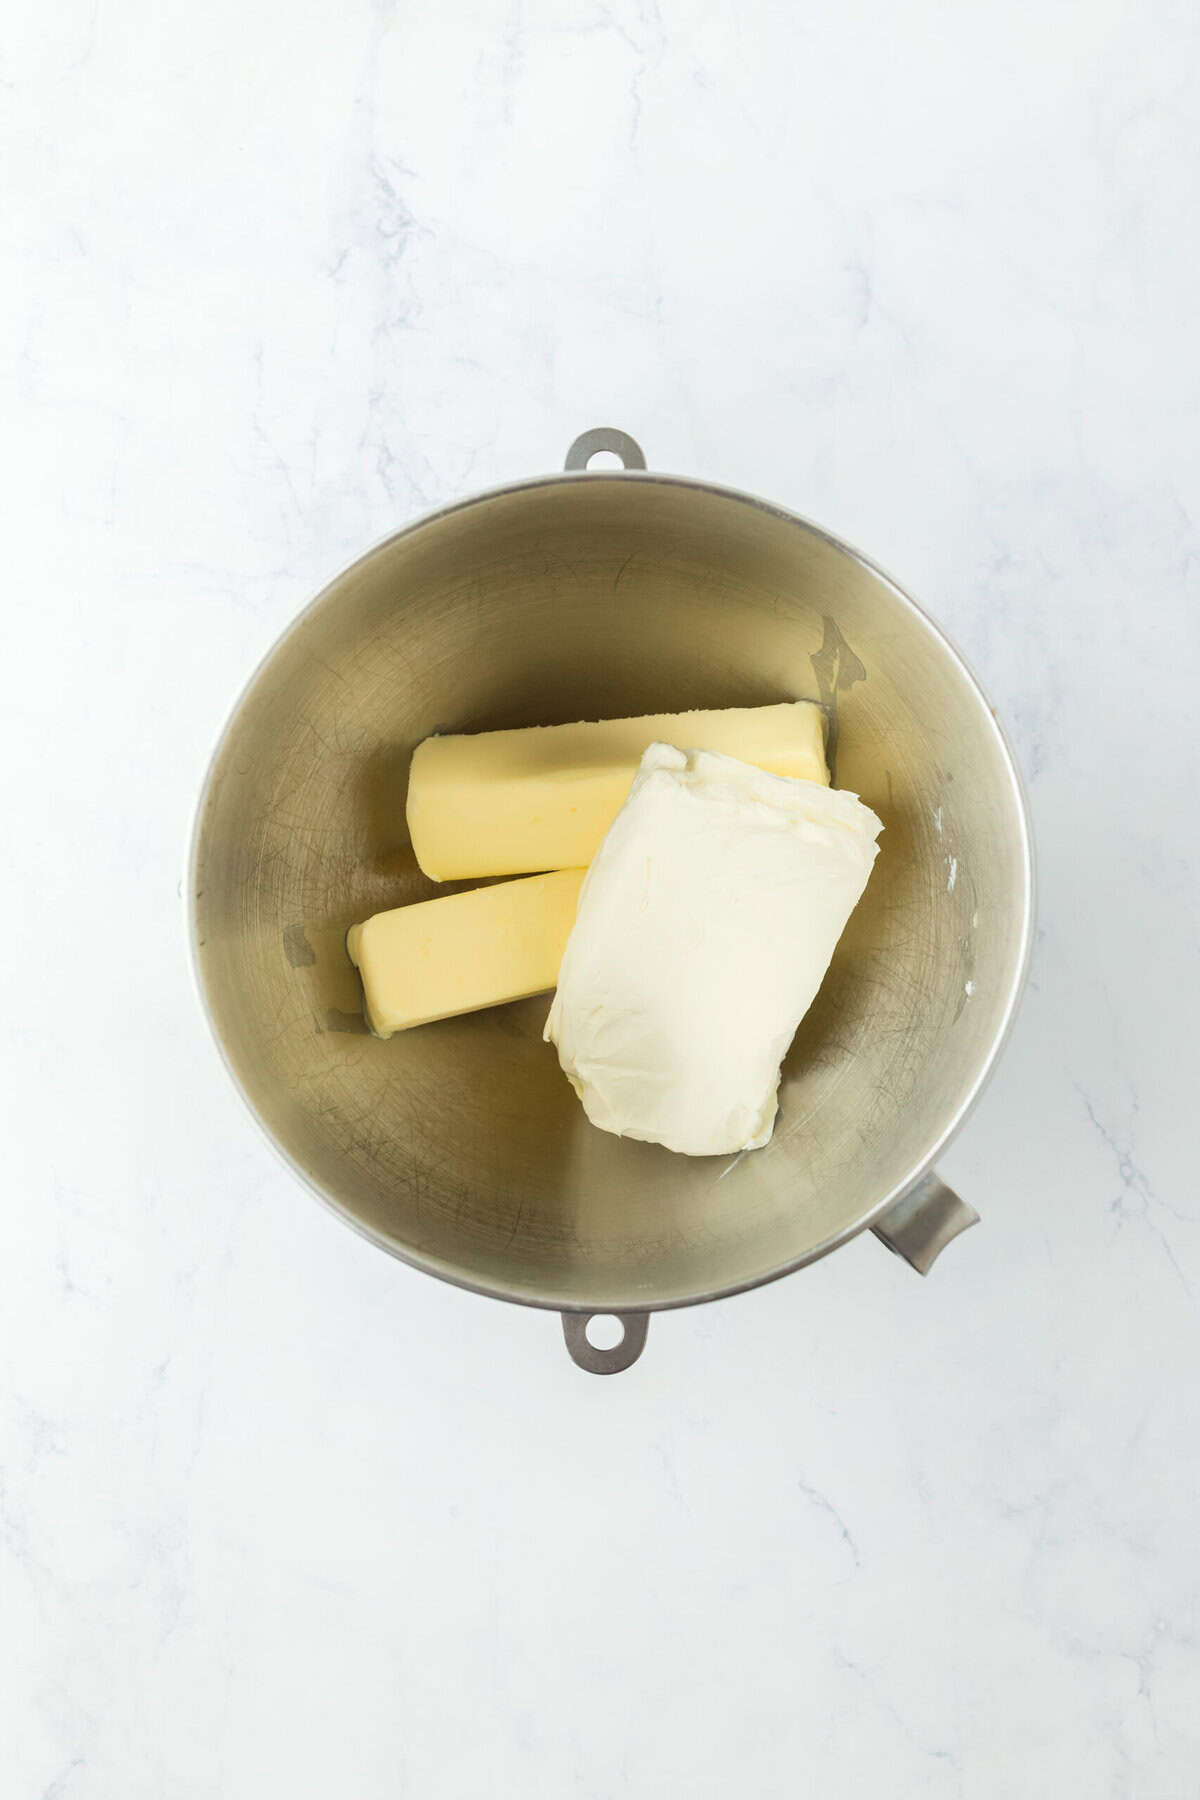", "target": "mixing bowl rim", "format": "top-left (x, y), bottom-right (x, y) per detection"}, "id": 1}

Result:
top-left (187, 466), bottom-right (1035, 1314)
